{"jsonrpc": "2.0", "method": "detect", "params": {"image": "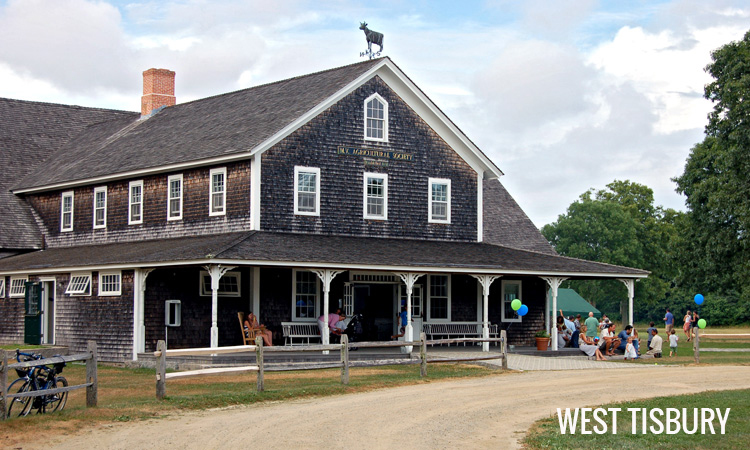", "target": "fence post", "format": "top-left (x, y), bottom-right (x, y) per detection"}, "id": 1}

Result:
top-left (341, 334), bottom-right (349, 385)
top-left (86, 340), bottom-right (98, 407)
top-left (693, 327), bottom-right (700, 364)
top-left (156, 340), bottom-right (166, 399)
top-left (1, 350), bottom-right (7, 420)
top-left (420, 332), bottom-right (427, 377)
top-left (255, 336), bottom-right (264, 392)
top-left (500, 330), bottom-right (508, 370)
